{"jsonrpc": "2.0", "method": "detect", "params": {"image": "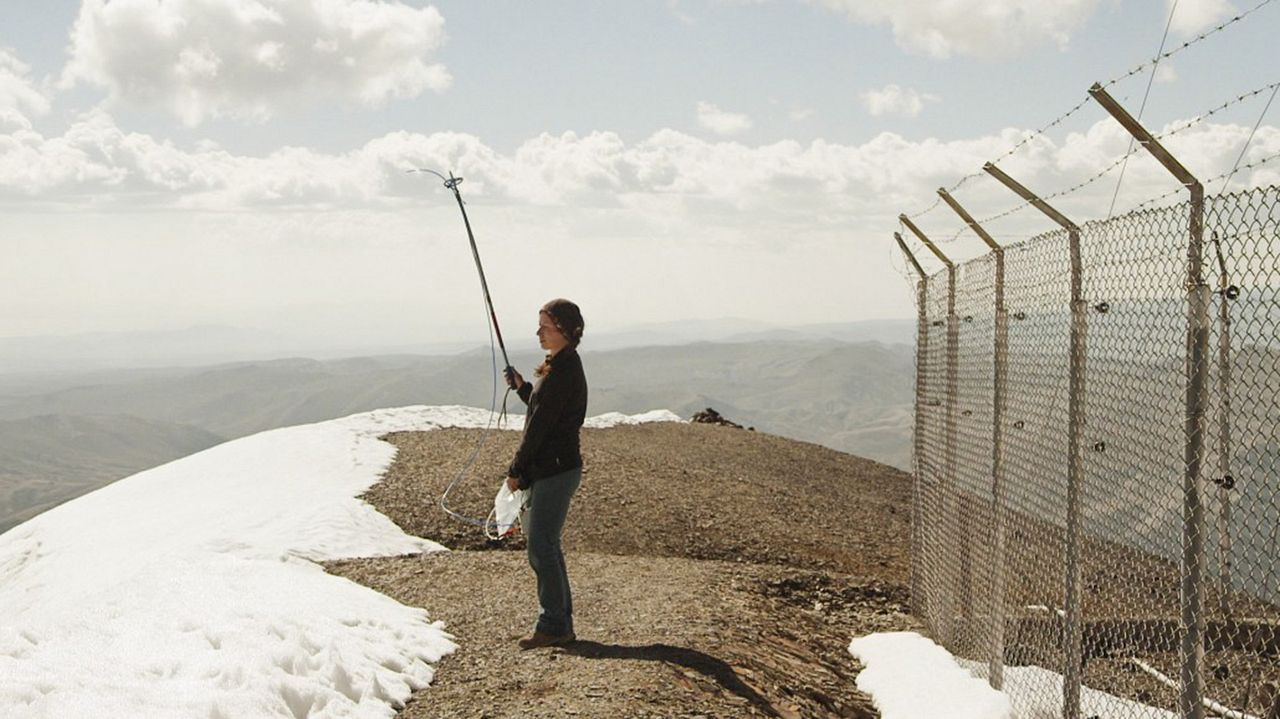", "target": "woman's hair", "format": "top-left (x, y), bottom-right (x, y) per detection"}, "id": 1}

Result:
top-left (534, 298), bottom-right (584, 378)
